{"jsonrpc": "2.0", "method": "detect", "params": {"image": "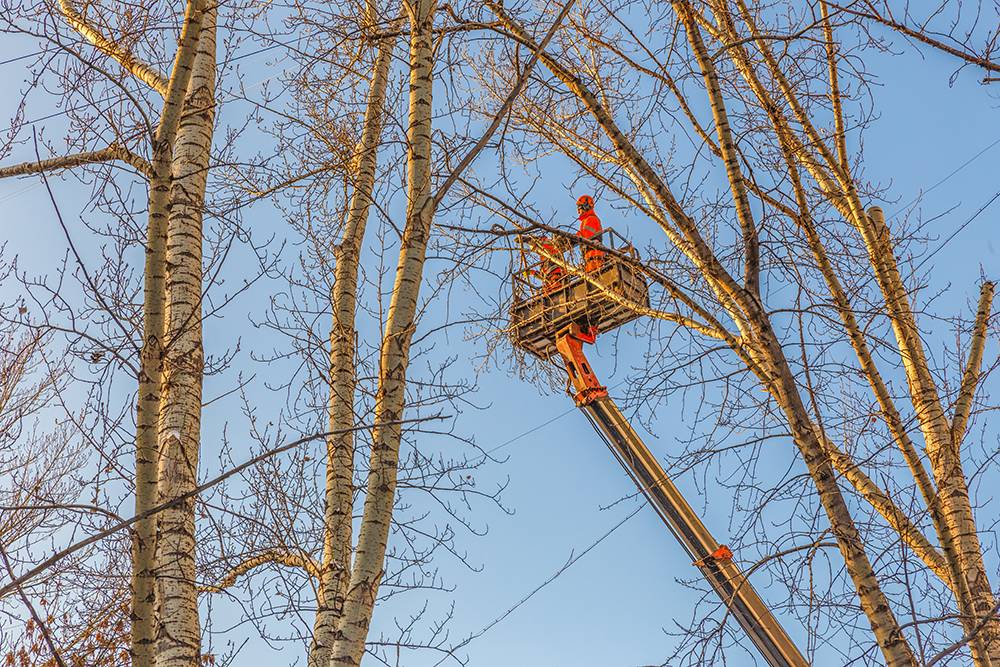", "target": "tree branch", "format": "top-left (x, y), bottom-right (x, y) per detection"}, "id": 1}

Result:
top-left (952, 281), bottom-right (995, 451)
top-left (927, 597), bottom-right (1000, 667)
top-left (199, 548), bottom-right (321, 593)
top-left (0, 542), bottom-right (69, 667)
top-left (58, 0), bottom-right (170, 95)
top-left (430, 0), bottom-right (577, 209)
top-left (0, 144), bottom-right (151, 179)
top-left (0, 416), bottom-right (444, 599)
top-left (829, 1), bottom-right (1000, 75)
